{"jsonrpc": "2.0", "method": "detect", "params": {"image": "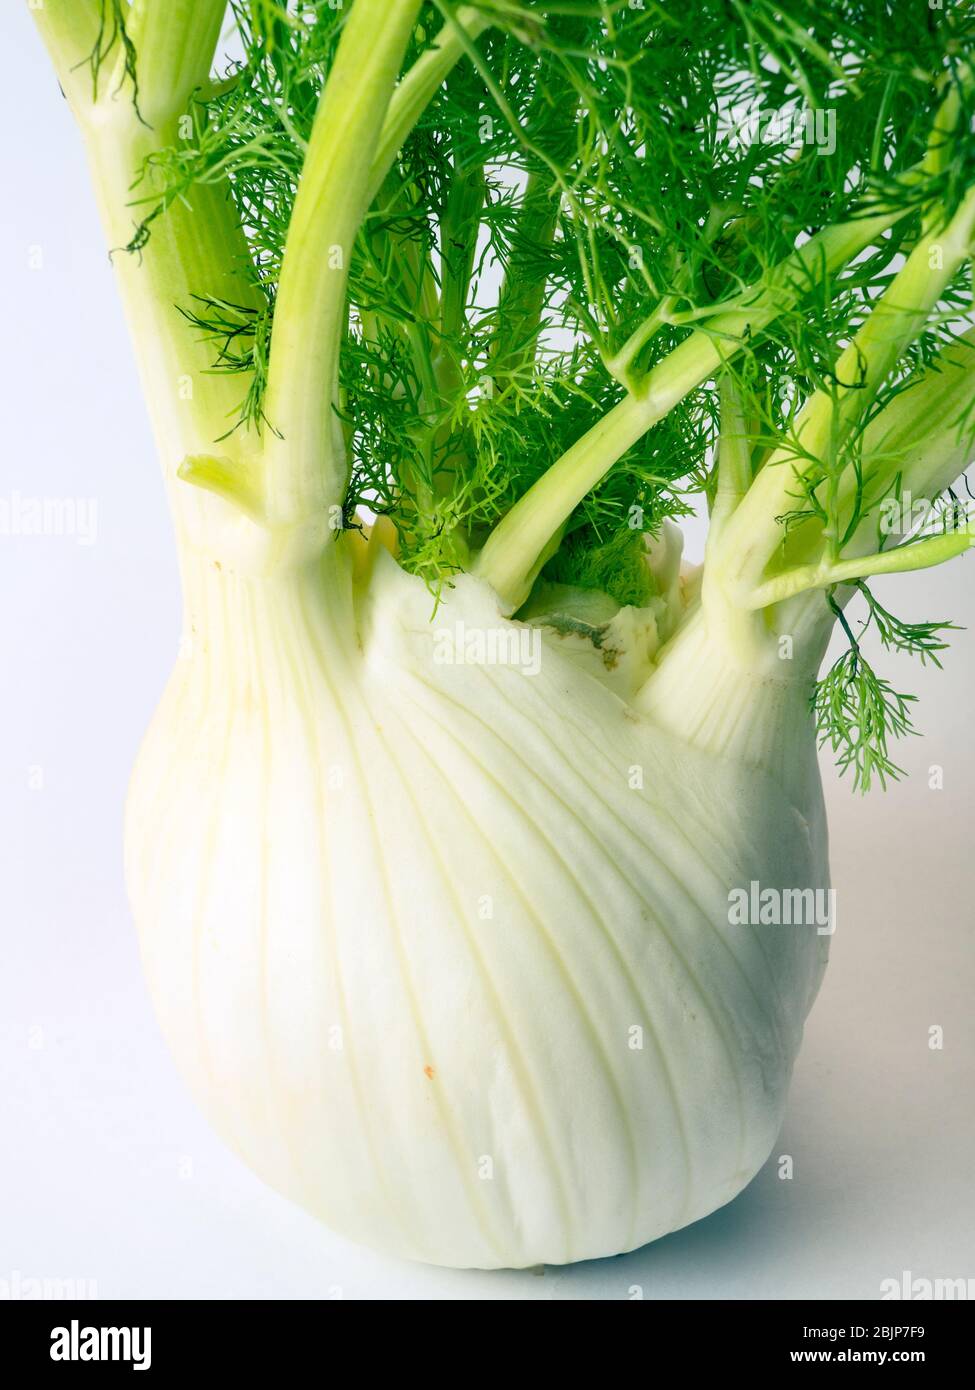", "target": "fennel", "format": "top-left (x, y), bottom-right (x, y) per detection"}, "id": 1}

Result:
top-left (31, 0), bottom-right (975, 1268)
